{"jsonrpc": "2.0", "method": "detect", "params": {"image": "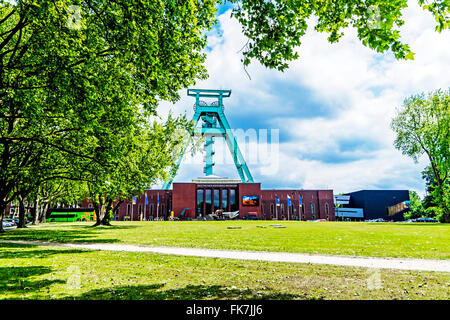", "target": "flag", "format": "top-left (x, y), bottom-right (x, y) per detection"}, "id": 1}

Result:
top-left (145, 193), bottom-right (148, 205)
top-left (299, 195), bottom-right (302, 206)
top-left (275, 196), bottom-right (280, 206)
top-left (287, 195), bottom-right (292, 207)
top-left (157, 193), bottom-right (160, 205)
top-left (132, 196), bottom-right (137, 204)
